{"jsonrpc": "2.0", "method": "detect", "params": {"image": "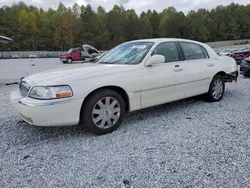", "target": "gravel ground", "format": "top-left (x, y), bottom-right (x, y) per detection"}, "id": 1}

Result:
top-left (1, 73), bottom-right (250, 187)
top-left (0, 58), bottom-right (76, 84)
